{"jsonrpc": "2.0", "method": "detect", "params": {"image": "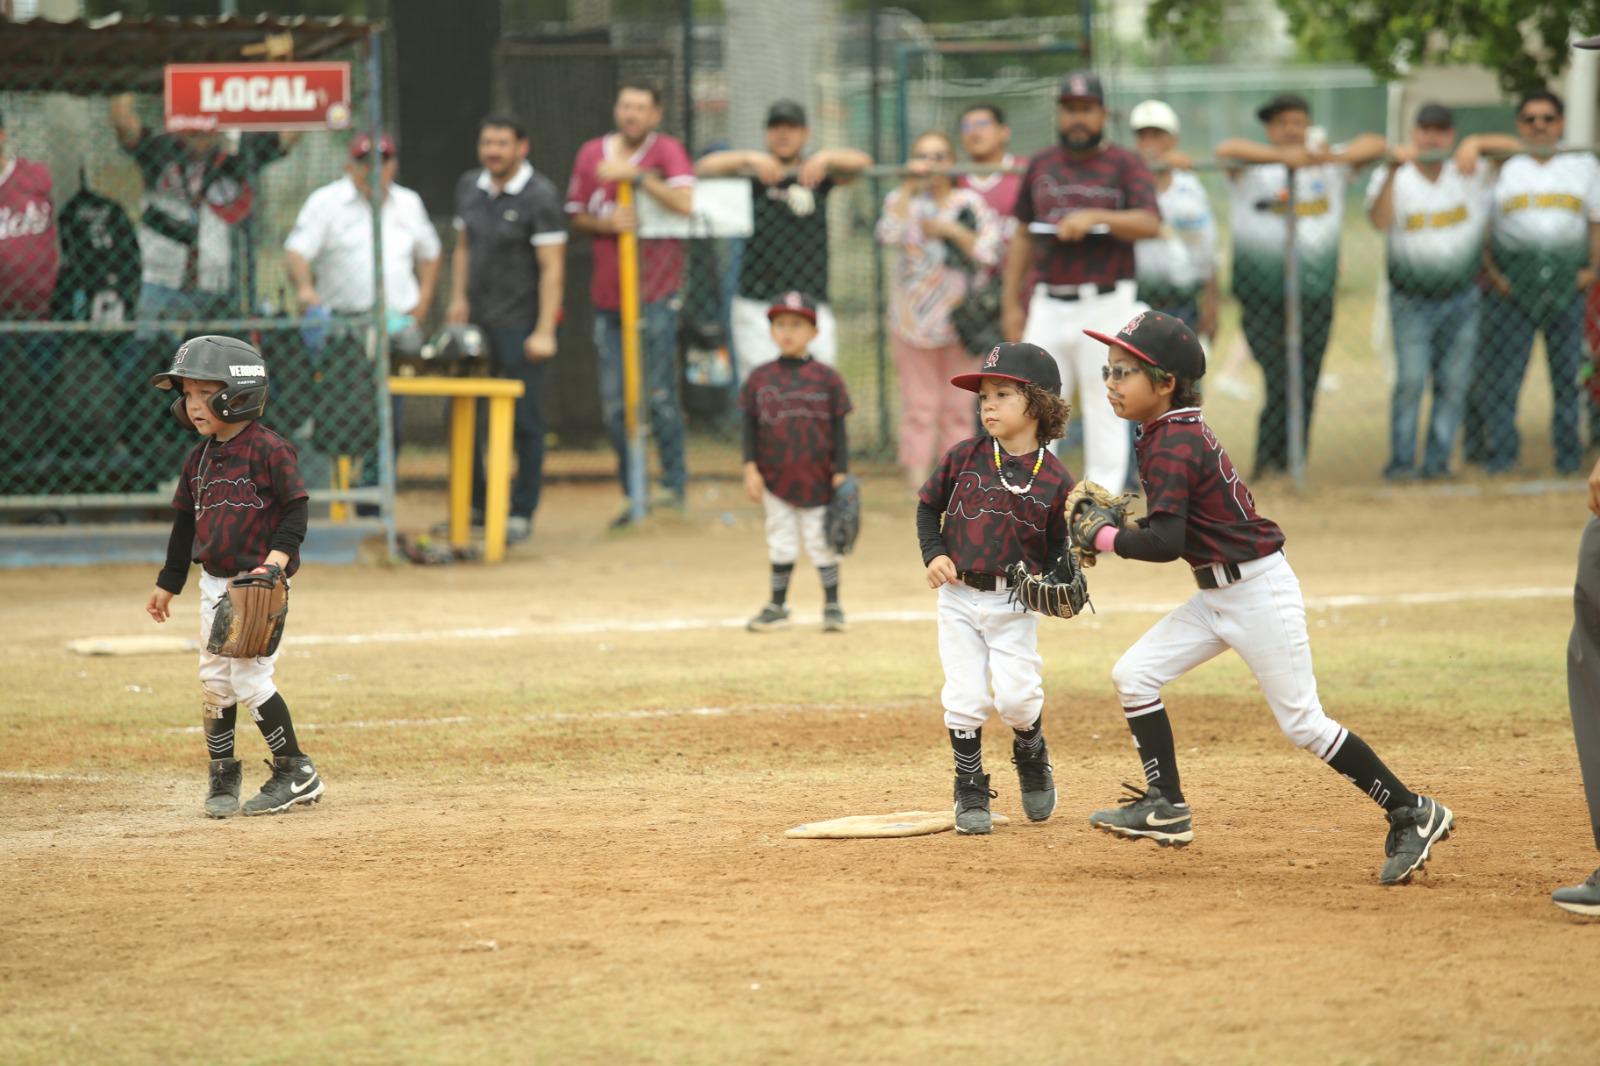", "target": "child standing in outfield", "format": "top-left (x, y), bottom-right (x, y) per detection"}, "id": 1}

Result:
top-left (144, 335), bottom-right (325, 818)
top-left (741, 291), bottom-right (853, 633)
top-left (1079, 311), bottom-right (1452, 884)
top-left (915, 342), bottom-right (1074, 834)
